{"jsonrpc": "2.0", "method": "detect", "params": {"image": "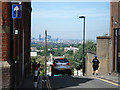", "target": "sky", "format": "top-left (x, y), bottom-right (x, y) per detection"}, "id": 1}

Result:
top-left (31, 2), bottom-right (110, 41)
